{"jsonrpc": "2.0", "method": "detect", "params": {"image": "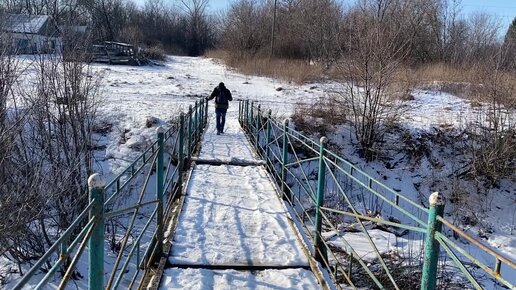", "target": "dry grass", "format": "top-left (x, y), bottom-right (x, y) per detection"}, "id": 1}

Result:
top-left (206, 50), bottom-right (516, 106)
top-left (143, 45), bottom-right (166, 61)
top-left (291, 96), bottom-right (347, 137)
top-left (392, 63), bottom-right (516, 106)
top-left (406, 63), bottom-right (476, 83)
top-left (204, 49), bottom-right (324, 84)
